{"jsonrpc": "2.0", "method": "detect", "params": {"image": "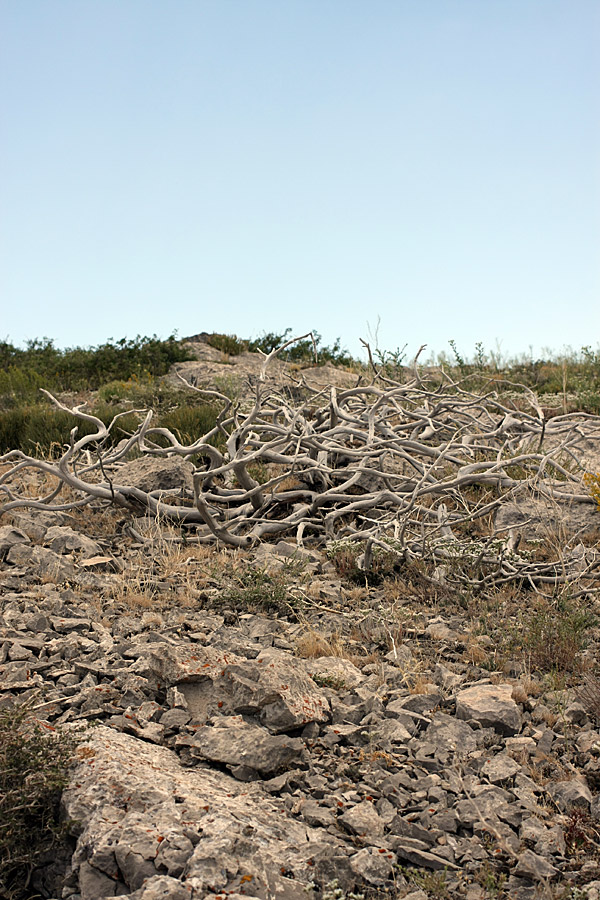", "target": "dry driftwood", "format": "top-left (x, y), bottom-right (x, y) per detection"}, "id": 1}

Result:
top-left (1, 335), bottom-right (599, 593)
